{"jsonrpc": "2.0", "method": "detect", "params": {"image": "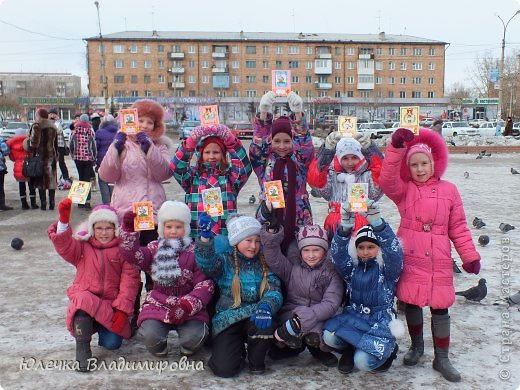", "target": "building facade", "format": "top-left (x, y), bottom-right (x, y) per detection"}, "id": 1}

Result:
top-left (85, 31), bottom-right (450, 125)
